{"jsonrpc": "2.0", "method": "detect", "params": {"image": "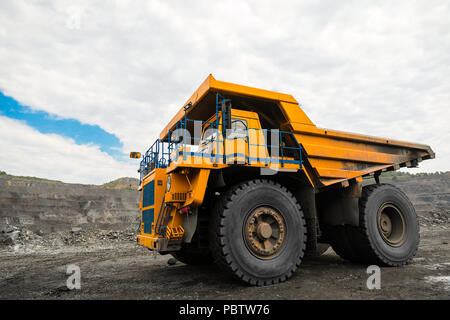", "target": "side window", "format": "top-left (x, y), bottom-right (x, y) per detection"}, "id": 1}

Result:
top-left (202, 124), bottom-right (212, 140)
top-left (229, 119), bottom-right (248, 139)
